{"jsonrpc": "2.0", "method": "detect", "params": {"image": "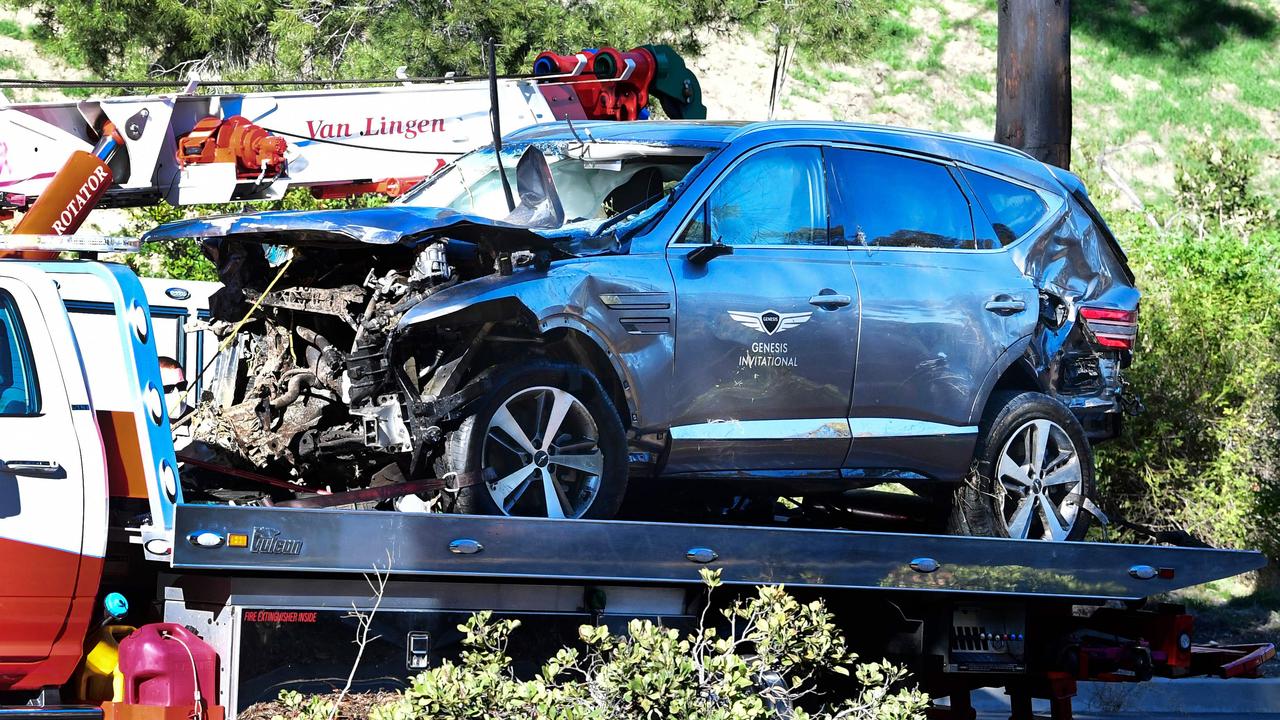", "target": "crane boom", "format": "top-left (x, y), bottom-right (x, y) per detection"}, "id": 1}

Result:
top-left (0, 44), bottom-right (704, 230)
